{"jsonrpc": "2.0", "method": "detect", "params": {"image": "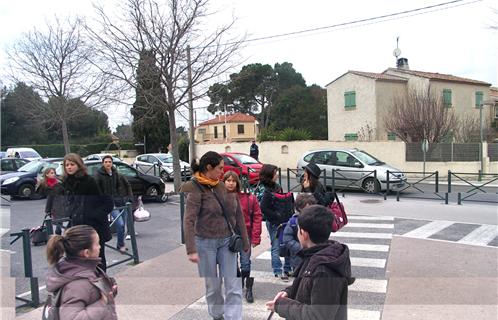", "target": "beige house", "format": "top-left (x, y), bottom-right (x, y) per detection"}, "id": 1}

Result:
top-left (195, 113), bottom-right (258, 143)
top-left (326, 66), bottom-right (493, 141)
